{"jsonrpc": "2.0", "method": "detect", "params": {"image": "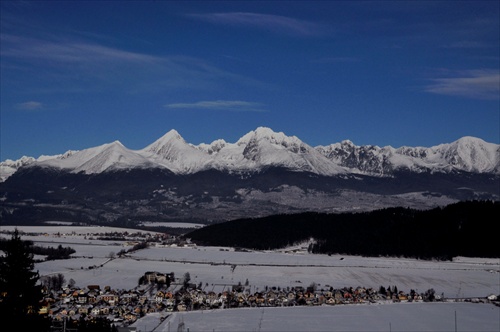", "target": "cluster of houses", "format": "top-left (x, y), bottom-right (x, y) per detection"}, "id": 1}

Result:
top-left (39, 271), bottom-right (458, 328)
